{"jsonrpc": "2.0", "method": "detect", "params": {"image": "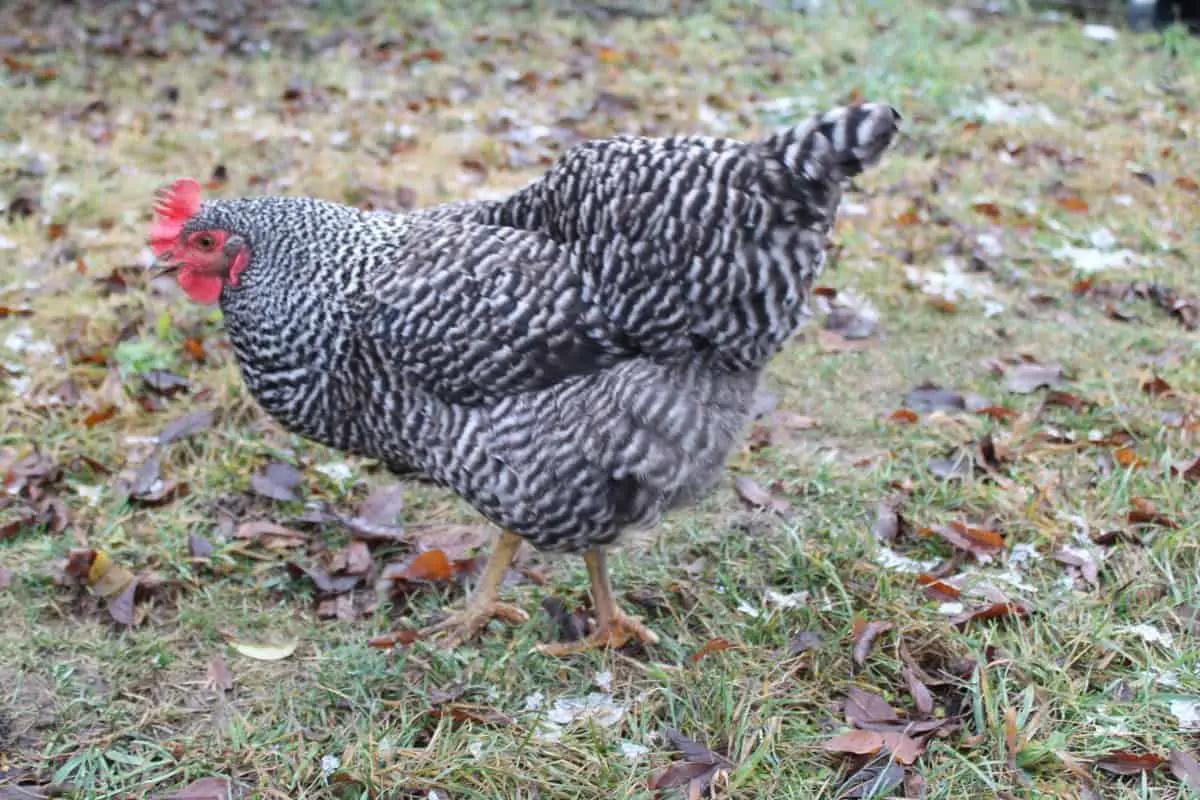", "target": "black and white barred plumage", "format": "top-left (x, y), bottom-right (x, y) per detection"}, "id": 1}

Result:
top-left (186, 103), bottom-right (900, 552)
